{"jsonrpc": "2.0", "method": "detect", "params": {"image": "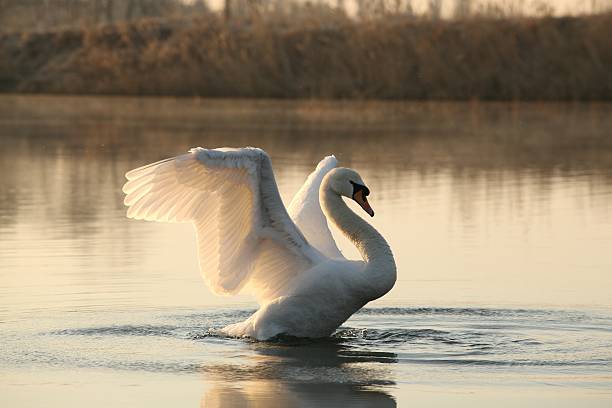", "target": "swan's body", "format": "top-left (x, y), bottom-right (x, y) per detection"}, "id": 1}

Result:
top-left (123, 147), bottom-right (396, 340)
